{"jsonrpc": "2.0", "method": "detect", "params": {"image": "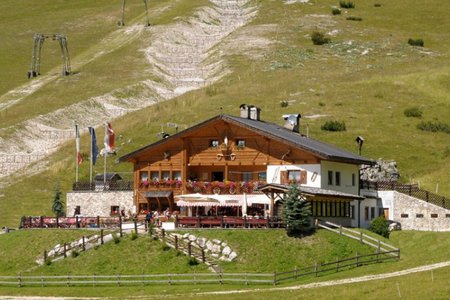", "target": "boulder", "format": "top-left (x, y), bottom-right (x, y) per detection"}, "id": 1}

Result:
top-left (188, 234), bottom-right (197, 242)
top-left (197, 237), bottom-right (207, 248)
top-left (222, 246), bottom-right (231, 256)
top-left (211, 244), bottom-right (221, 254)
top-left (206, 240), bottom-right (214, 251)
top-left (212, 239), bottom-right (221, 245)
top-left (229, 251), bottom-right (237, 261)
